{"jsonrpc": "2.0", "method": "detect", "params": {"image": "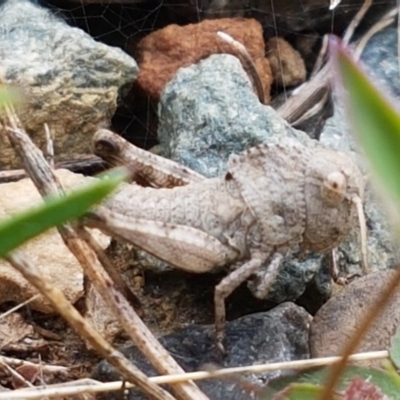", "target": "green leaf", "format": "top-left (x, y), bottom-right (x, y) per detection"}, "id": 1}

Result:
top-left (383, 360), bottom-right (400, 391)
top-left (332, 37), bottom-right (400, 206)
top-left (0, 169), bottom-right (126, 257)
top-left (0, 86), bottom-right (19, 111)
top-left (283, 383), bottom-right (322, 400)
top-left (266, 365), bottom-right (400, 399)
top-left (264, 382), bottom-right (323, 400)
top-left (390, 325), bottom-right (400, 370)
